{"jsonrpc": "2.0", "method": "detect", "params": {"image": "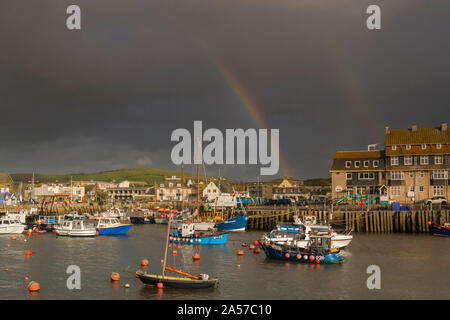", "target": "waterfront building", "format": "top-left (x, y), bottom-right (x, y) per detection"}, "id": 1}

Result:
top-left (156, 176), bottom-right (191, 201)
top-left (330, 123), bottom-right (449, 204)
